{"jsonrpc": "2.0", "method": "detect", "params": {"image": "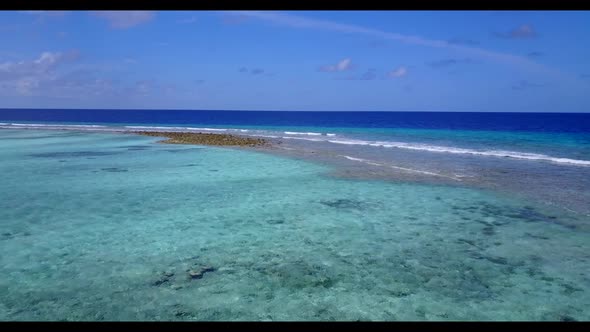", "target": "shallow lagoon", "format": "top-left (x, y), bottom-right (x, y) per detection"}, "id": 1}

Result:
top-left (0, 129), bottom-right (588, 321)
